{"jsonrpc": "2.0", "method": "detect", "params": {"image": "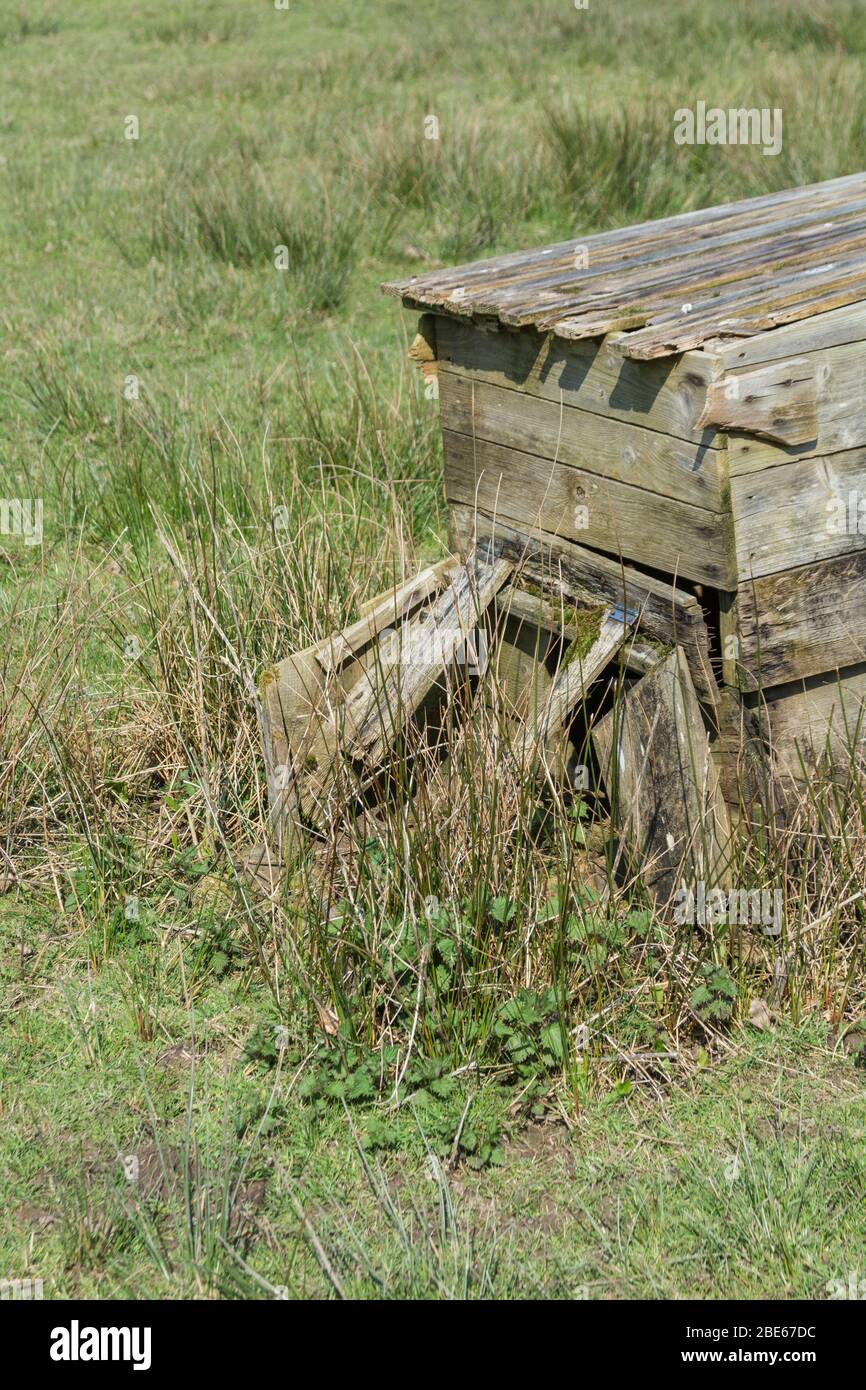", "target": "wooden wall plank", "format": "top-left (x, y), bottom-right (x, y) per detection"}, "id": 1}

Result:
top-left (736, 551), bottom-right (866, 689)
top-left (724, 336), bottom-right (866, 477)
top-left (433, 315), bottom-right (718, 446)
top-left (757, 663), bottom-right (866, 780)
top-left (439, 372), bottom-right (726, 511)
top-left (730, 444), bottom-right (866, 582)
top-left (443, 429), bottom-right (735, 588)
top-left (713, 300), bottom-right (866, 368)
